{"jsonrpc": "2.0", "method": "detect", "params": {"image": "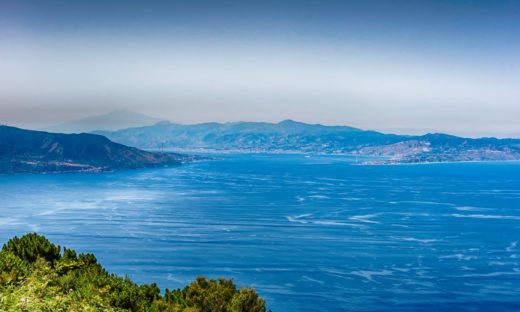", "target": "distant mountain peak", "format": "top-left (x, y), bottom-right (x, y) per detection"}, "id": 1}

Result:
top-left (45, 110), bottom-right (164, 133)
top-left (154, 120), bottom-right (174, 126)
top-left (278, 119), bottom-right (299, 124)
top-left (277, 119), bottom-right (316, 127)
